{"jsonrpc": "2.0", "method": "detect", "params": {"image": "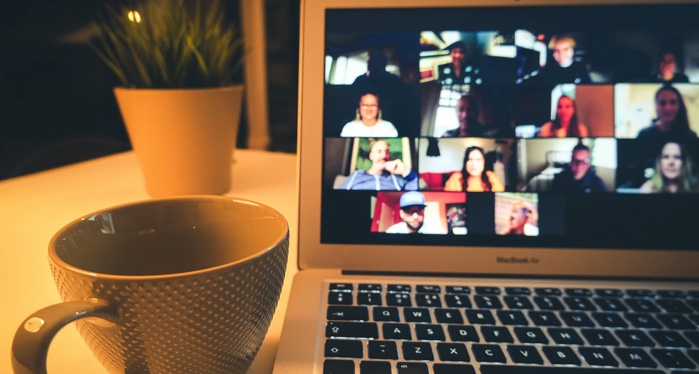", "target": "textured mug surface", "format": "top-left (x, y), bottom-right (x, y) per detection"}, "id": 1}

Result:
top-left (15, 196), bottom-right (289, 374)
